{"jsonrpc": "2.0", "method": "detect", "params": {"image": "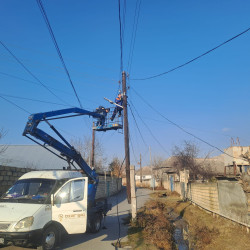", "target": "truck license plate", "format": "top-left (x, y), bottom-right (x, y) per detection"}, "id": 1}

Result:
top-left (0, 238), bottom-right (4, 244)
